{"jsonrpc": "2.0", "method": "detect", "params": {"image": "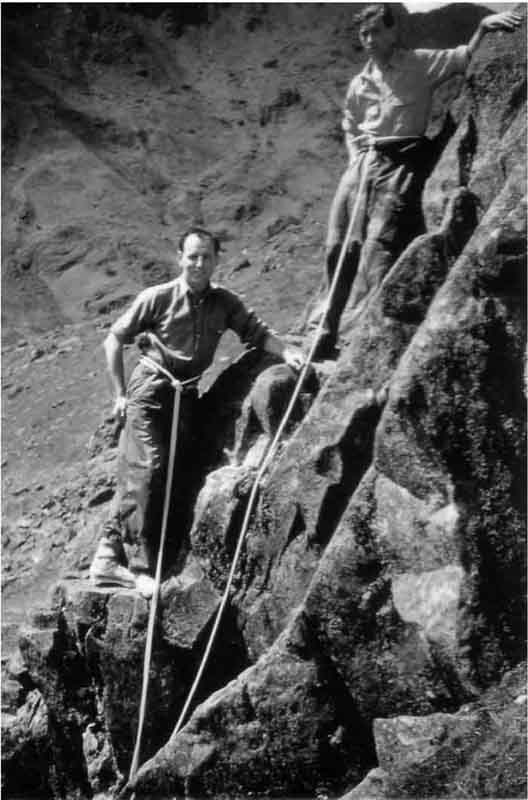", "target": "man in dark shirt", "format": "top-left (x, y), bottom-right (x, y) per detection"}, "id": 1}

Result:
top-left (90, 227), bottom-right (304, 597)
